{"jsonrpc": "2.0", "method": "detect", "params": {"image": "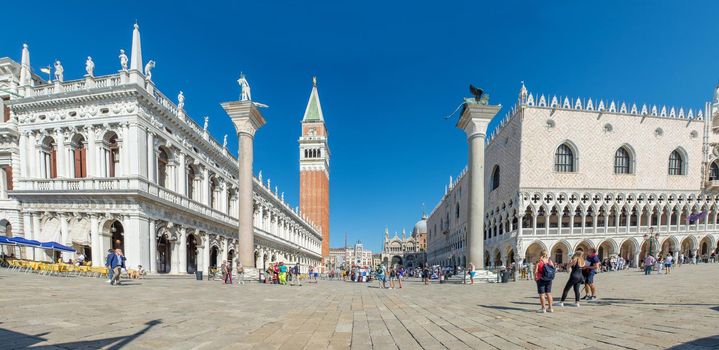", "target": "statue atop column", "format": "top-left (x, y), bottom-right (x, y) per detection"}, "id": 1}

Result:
top-left (237, 73), bottom-right (251, 101)
top-left (85, 56), bottom-right (95, 77)
top-left (177, 91), bottom-right (185, 110)
top-left (54, 60), bottom-right (64, 82)
top-left (203, 116), bottom-right (209, 131)
top-left (144, 60), bottom-right (156, 80)
top-left (119, 49), bottom-right (128, 71)
top-left (223, 134), bottom-right (228, 148)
